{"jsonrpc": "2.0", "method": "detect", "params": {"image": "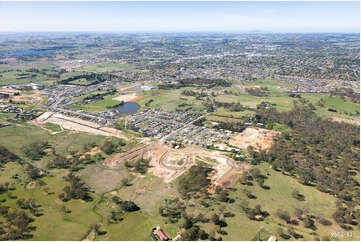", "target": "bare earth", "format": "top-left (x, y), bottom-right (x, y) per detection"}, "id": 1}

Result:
top-left (332, 116), bottom-right (360, 125)
top-left (35, 112), bottom-right (128, 140)
top-left (0, 89), bottom-right (43, 104)
top-left (229, 127), bottom-right (278, 152)
top-left (103, 142), bottom-right (248, 186)
top-left (112, 92), bottom-right (143, 102)
top-left (147, 147), bottom-right (181, 183)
